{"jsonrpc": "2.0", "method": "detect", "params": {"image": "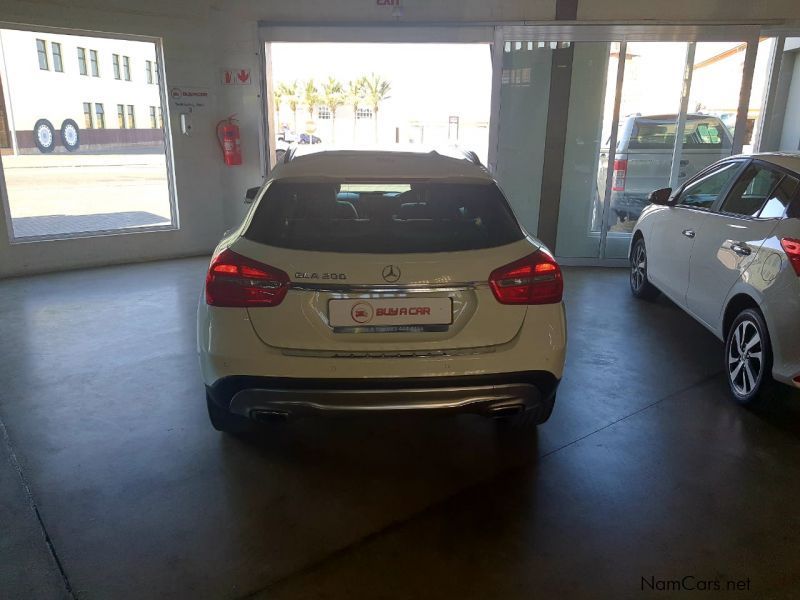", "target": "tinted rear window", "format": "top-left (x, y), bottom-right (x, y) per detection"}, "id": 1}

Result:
top-left (245, 180), bottom-right (524, 253)
top-left (628, 117), bottom-right (731, 150)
